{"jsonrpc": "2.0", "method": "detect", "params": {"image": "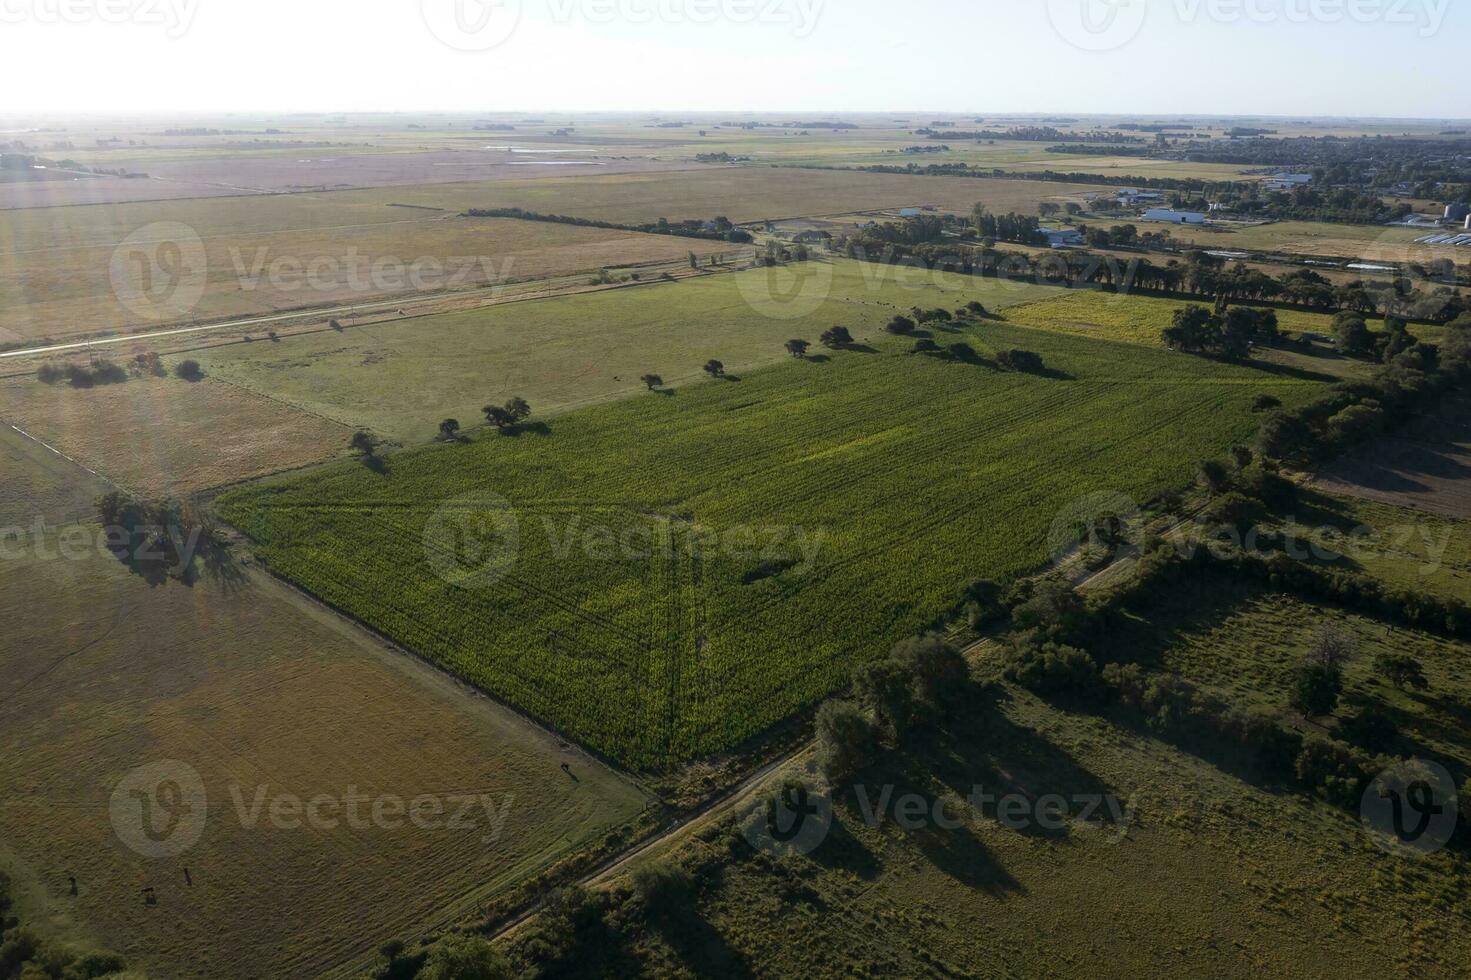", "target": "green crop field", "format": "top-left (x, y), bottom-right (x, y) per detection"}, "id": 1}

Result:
top-left (184, 259), bottom-right (1066, 441)
top-left (217, 315), bottom-right (1324, 770)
